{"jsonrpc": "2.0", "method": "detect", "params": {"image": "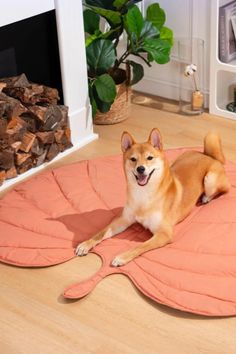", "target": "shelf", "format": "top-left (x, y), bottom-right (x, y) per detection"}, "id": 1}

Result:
top-left (209, 0), bottom-right (236, 120)
top-left (211, 106), bottom-right (236, 120)
top-left (216, 58), bottom-right (236, 71)
top-left (217, 70), bottom-right (236, 110)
